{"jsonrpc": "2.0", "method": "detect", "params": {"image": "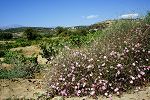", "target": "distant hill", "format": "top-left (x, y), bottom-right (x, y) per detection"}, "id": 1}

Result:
top-left (0, 24), bottom-right (24, 30)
